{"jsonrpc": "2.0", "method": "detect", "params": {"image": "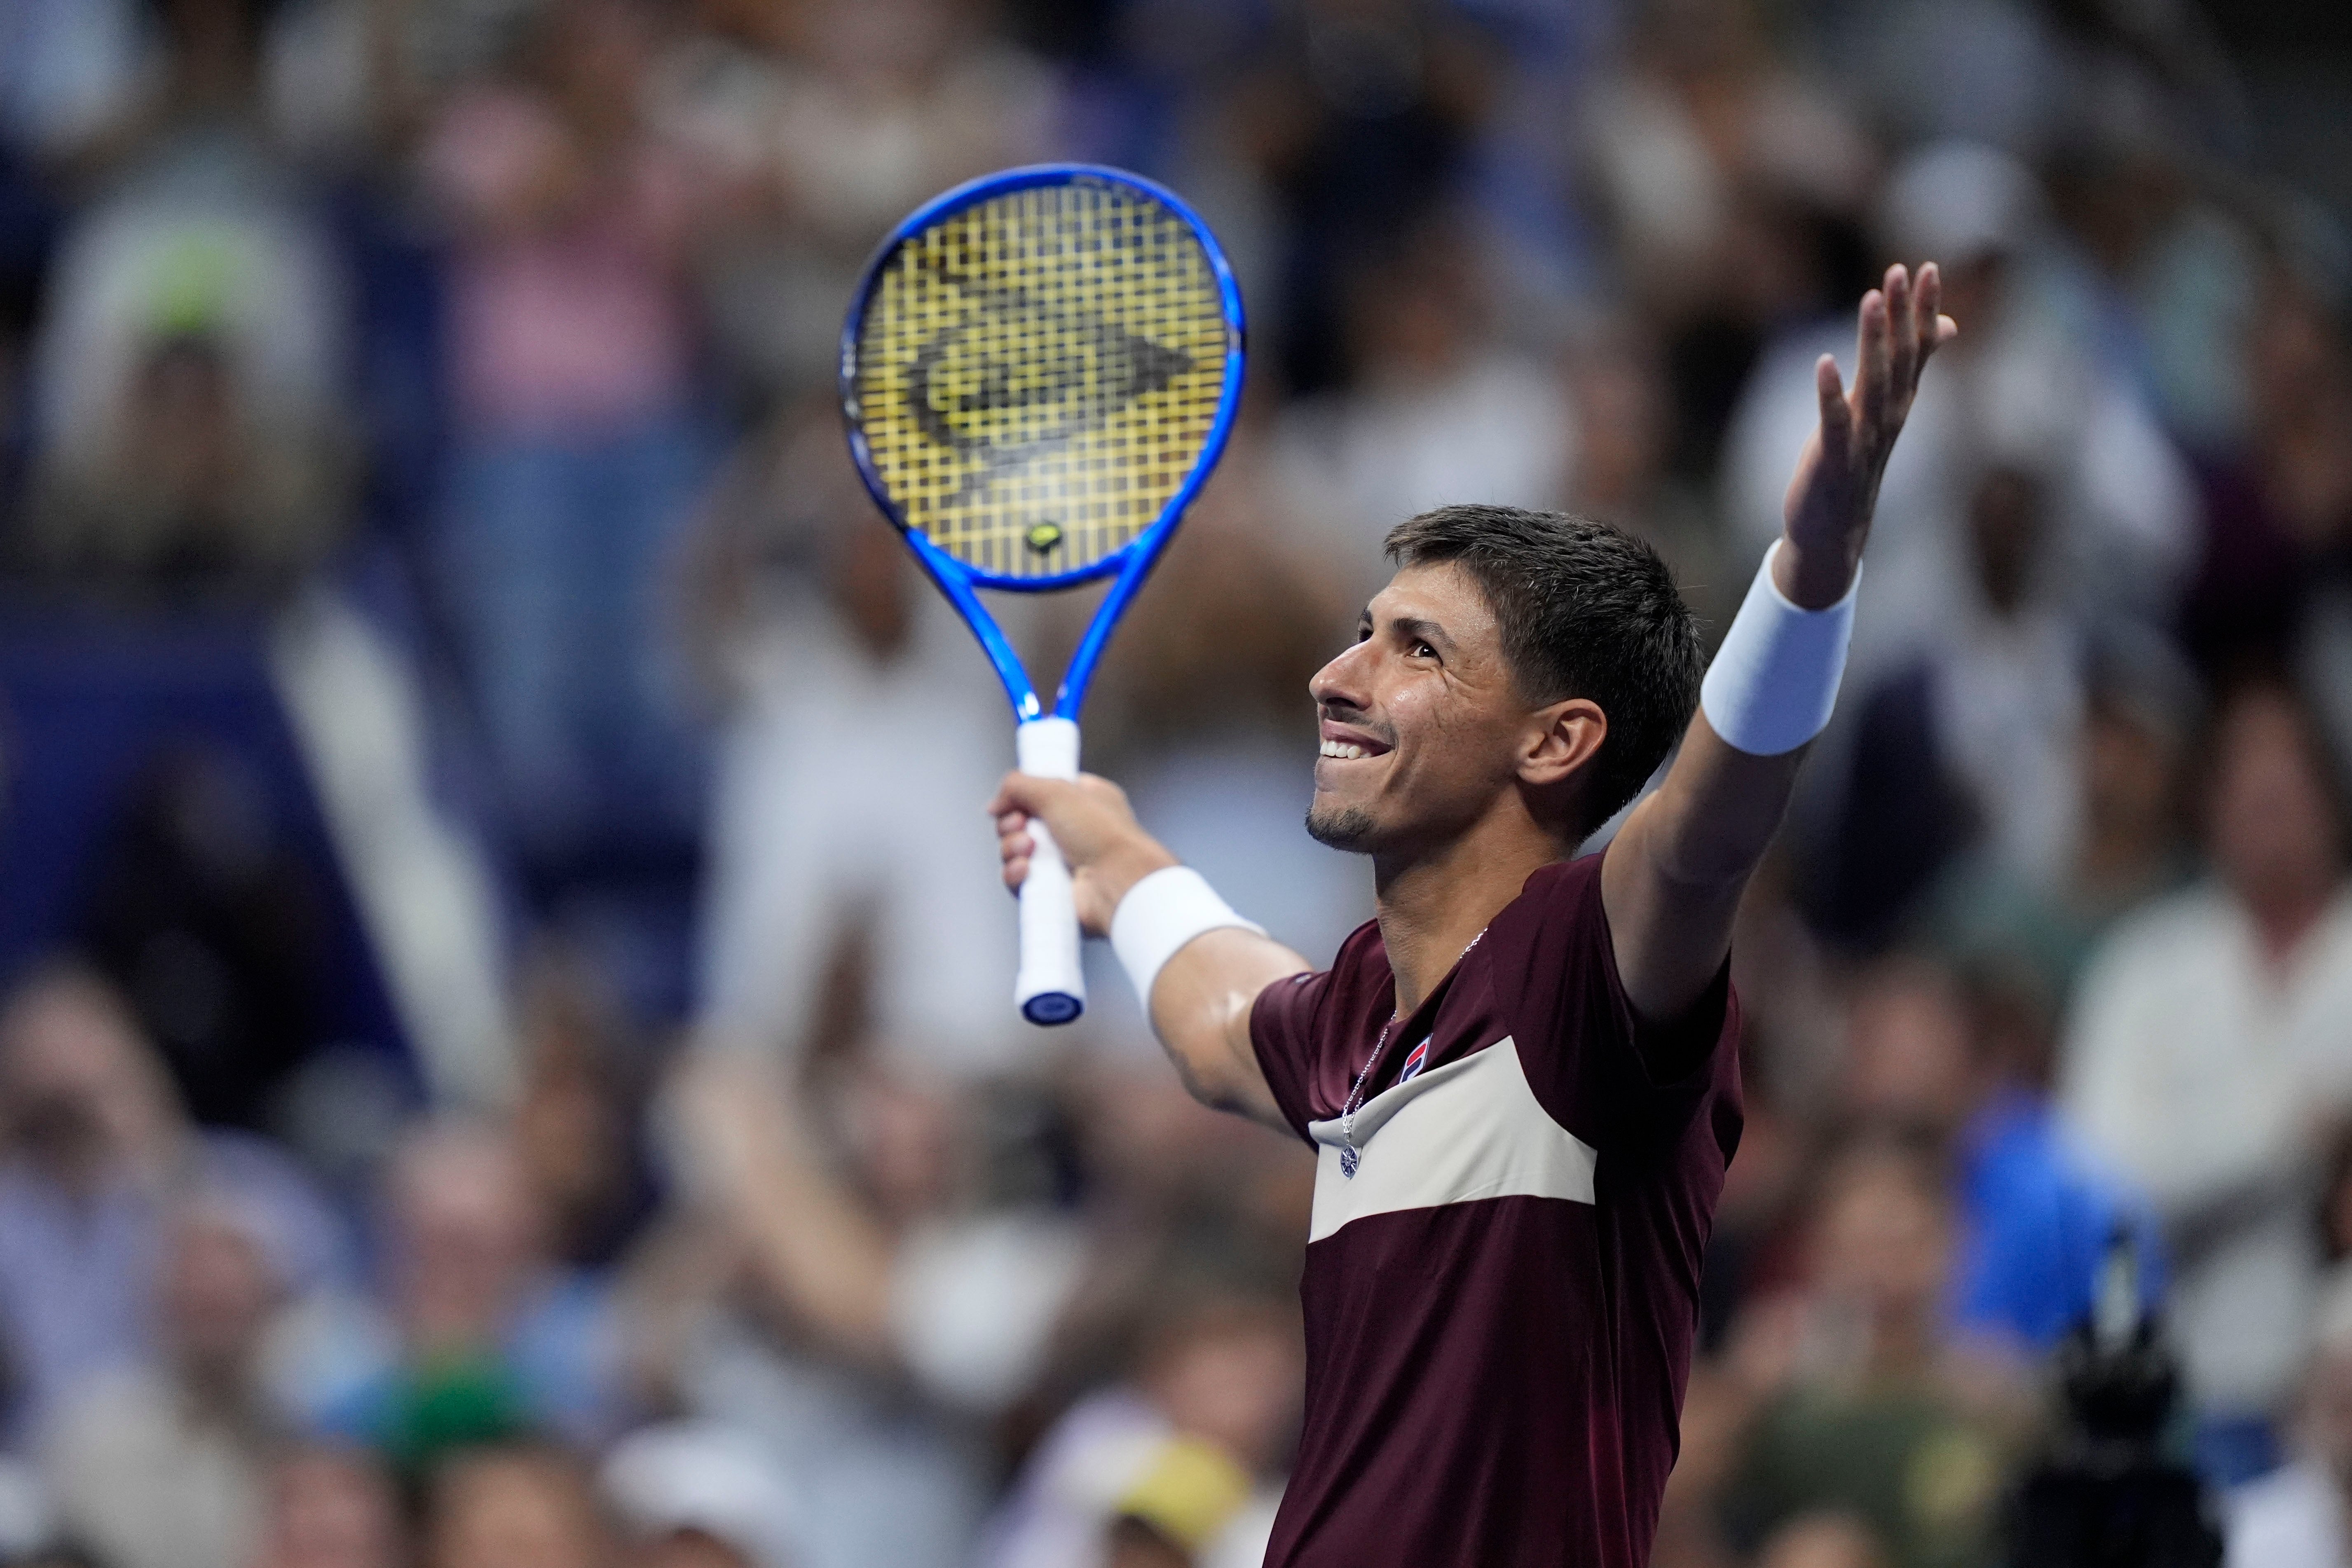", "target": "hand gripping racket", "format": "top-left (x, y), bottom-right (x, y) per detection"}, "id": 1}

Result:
top-left (840, 165), bottom-right (1246, 1026)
